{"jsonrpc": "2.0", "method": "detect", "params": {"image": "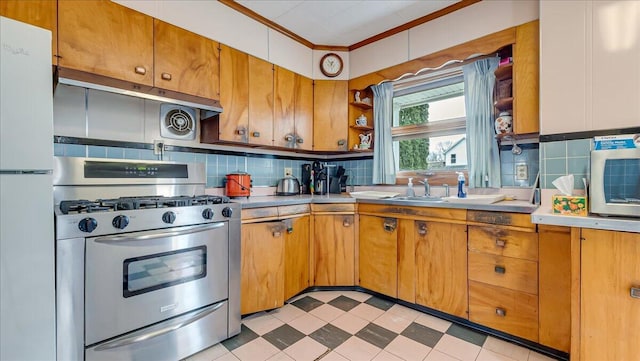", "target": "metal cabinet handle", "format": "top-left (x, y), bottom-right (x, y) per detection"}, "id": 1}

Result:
top-left (631, 286), bottom-right (640, 299)
top-left (495, 307), bottom-right (506, 317)
top-left (495, 239), bottom-right (506, 247)
top-left (417, 222), bottom-right (427, 236)
top-left (337, 139), bottom-right (346, 146)
top-left (272, 231), bottom-right (282, 237)
top-left (284, 134), bottom-right (294, 141)
top-left (286, 226), bottom-right (293, 234)
top-left (252, 131), bottom-right (260, 138)
top-left (494, 265), bottom-right (506, 274)
top-left (236, 128), bottom-right (246, 135)
top-left (161, 72), bottom-right (172, 81)
top-left (95, 300), bottom-right (225, 351)
top-left (134, 66), bottom-right (147, 75)
top-left (383, 218), bottom-right (397, 232)
top-left (296, 138), bottom-right (304, 144)
top-left (342, 217), bottom-right (352, 227)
